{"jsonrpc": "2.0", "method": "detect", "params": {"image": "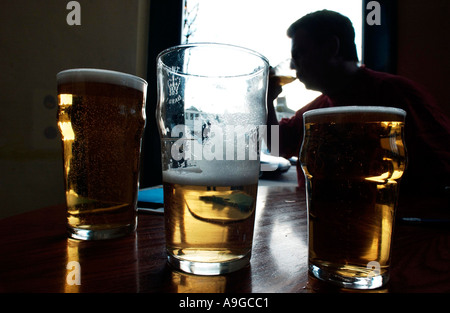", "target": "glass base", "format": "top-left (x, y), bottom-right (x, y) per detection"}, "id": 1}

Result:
top-left (167, 252), bottom-right (251, 275)
top-left (68, 223), bottom-right (136, 240)
top-left (309, 264), bottom-right (388, 290)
